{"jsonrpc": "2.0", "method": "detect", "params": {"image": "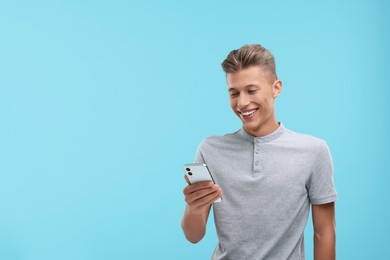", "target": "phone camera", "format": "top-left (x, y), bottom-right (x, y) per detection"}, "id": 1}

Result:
top-left (186, 168), bottom-right (190, 171)
top-left (188, 172), bottom-right (192, 176)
